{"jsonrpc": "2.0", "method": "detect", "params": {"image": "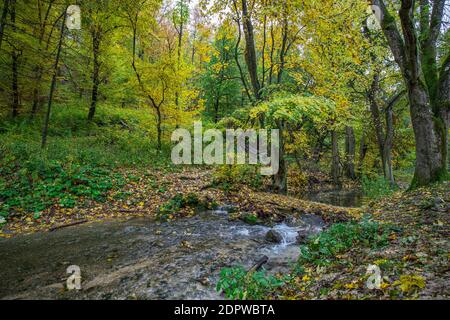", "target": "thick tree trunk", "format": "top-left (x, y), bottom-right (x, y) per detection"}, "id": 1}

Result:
top-left (368, 75), bottom-right (387, 177)
top-left (408, 82), bottom-right (444, 186)
top-left (437, 54), bottom-right (449, 172)
top-left (344, 126), bottom-right (356, 180)
top-left (241, 0), bottom-right (261, 100)
top-left (331, 130), bottom-right (341, 187)
top-left (375, 0), bottom-right (447, 187)
top-left (231, 1), bottom-right (252, 102)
